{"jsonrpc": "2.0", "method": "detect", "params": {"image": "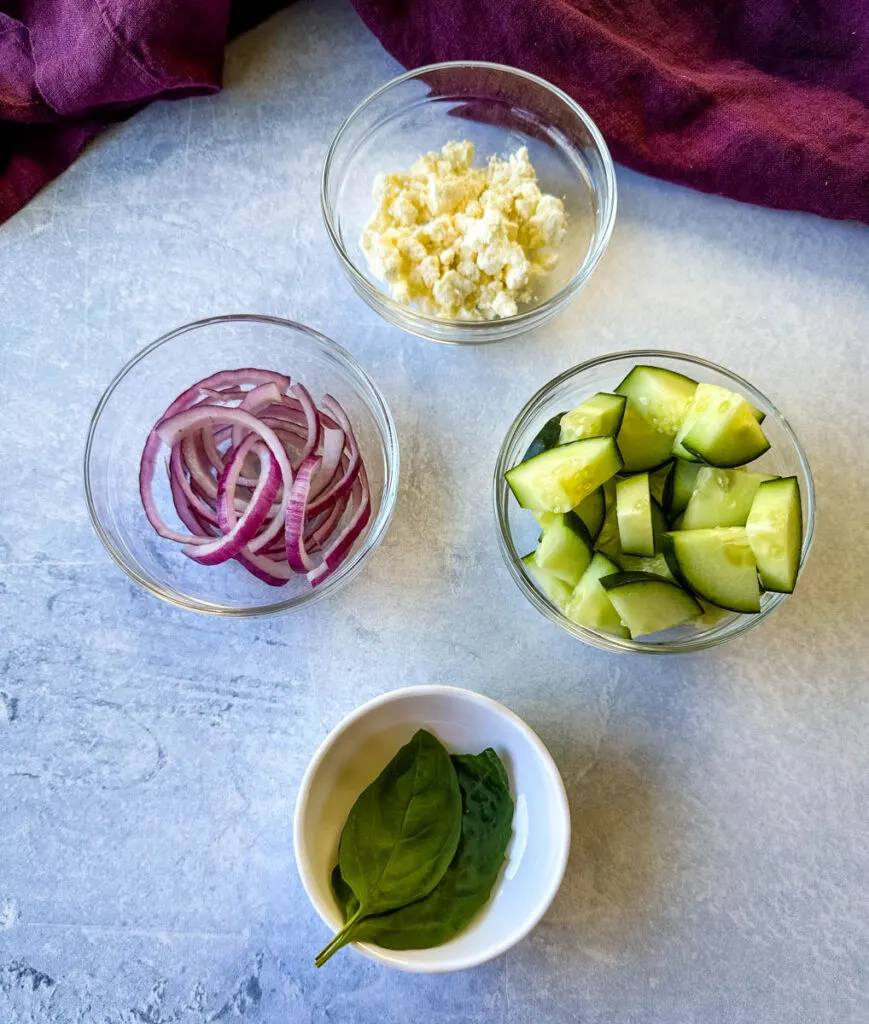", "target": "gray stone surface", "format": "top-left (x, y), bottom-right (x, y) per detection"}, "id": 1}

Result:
top-left (1, 0), bottom-right (868, 1020)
